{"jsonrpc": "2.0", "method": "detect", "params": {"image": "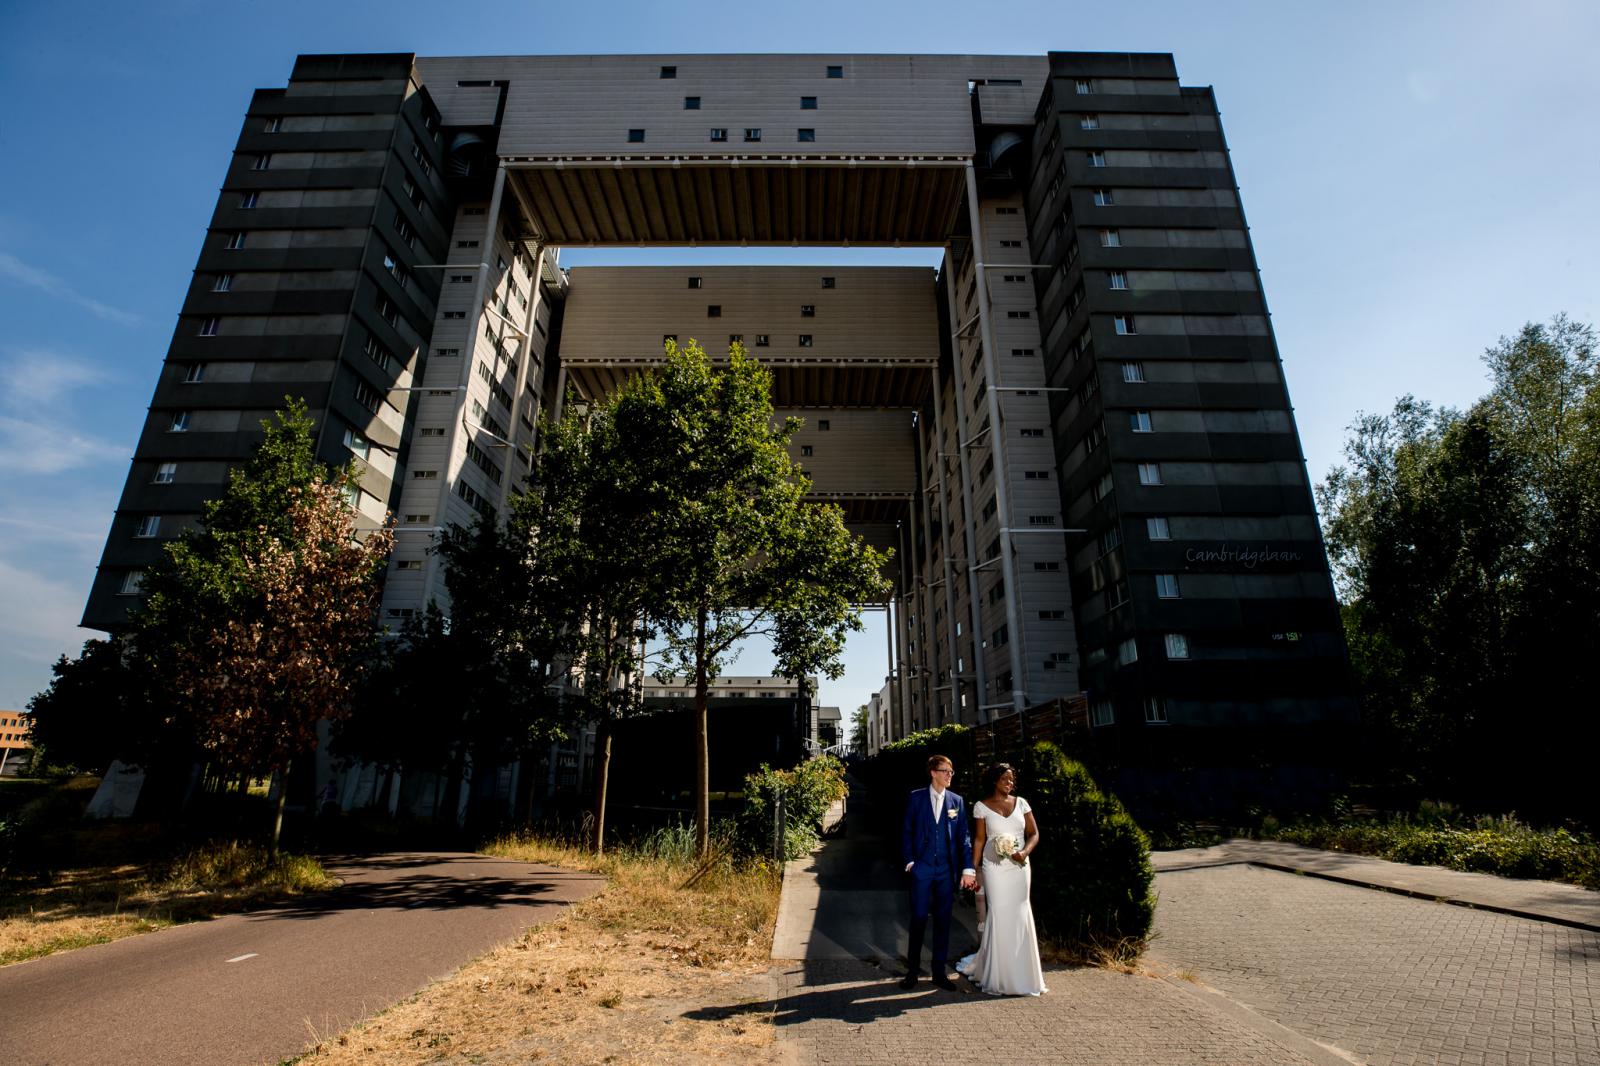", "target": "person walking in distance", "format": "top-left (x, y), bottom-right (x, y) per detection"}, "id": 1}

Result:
top-left (900, 754), bottom-right (977, 990)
